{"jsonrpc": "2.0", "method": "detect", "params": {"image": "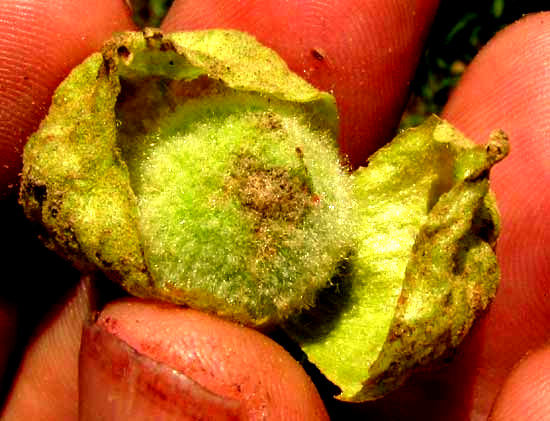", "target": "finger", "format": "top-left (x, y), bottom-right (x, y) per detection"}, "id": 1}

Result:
top-left (489, 344), bottom-right (550, 421)
top-left (0, 0), bottom-right (136, 197)
top-left (80, 322), bottom-right (244, 420)
top-left (441, 11), bottom-right (550, 419)
top-left (1, 276), bottom-right (95, 420)
top-left (79, 299), bottom-right (328, 420)
top-left (161, 0), bottom-right (439, 167)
